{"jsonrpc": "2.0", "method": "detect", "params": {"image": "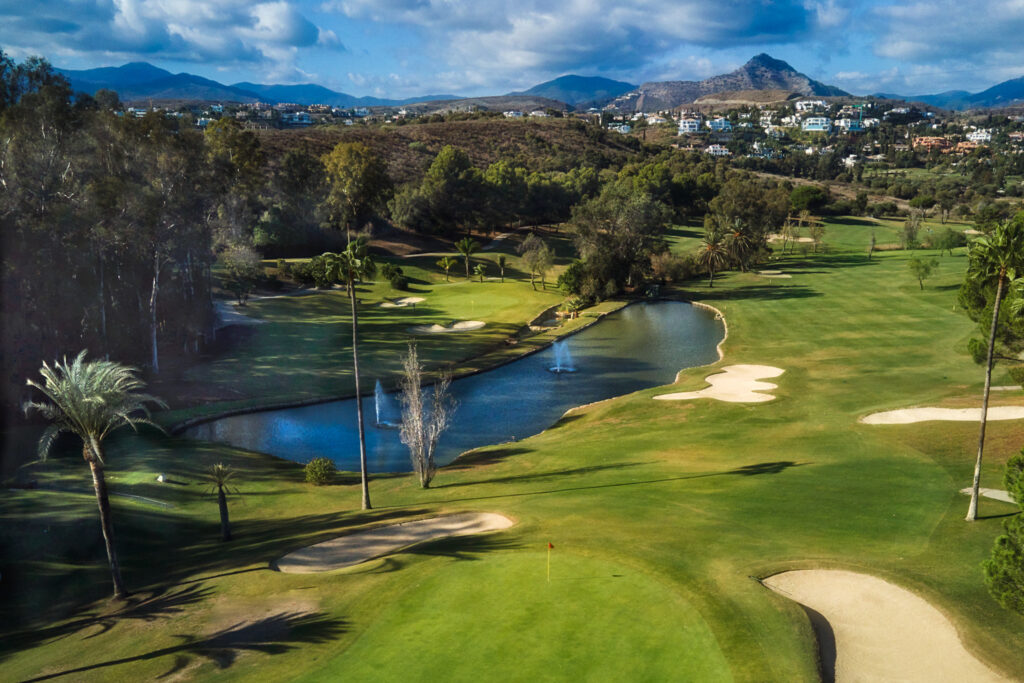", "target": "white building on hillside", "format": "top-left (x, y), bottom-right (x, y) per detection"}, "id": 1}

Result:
top-left (802, 117), bottom-right (832, 133)
top-left (967, 129), bottom-right (992, 143)
top-left (677, 118), bottom-right (702, 133)
top-left (796, 100), bottom-right (827, 112)
top-left (705, 144), bottom-right (731, 156)
top-left (707, 117), bottom-right (732, 132)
